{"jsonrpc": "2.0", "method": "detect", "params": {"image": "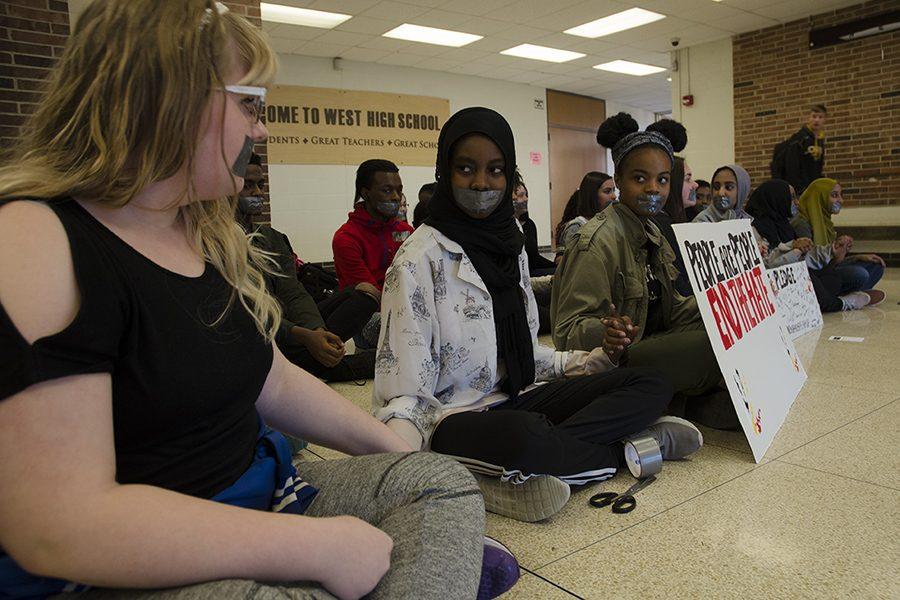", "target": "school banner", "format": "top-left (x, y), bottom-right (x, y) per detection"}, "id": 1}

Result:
top-left (673, 220), bottom-right (806, 462)
top-left (264, 85), bottom-right (450, 166)
top-left (767, 261), bottom-right (823, 340)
